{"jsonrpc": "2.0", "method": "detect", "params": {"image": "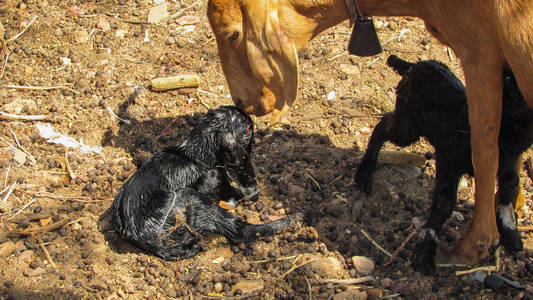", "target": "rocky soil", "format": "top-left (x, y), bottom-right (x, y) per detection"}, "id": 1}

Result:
top-left (0, 0), bottom-right (532, 299)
